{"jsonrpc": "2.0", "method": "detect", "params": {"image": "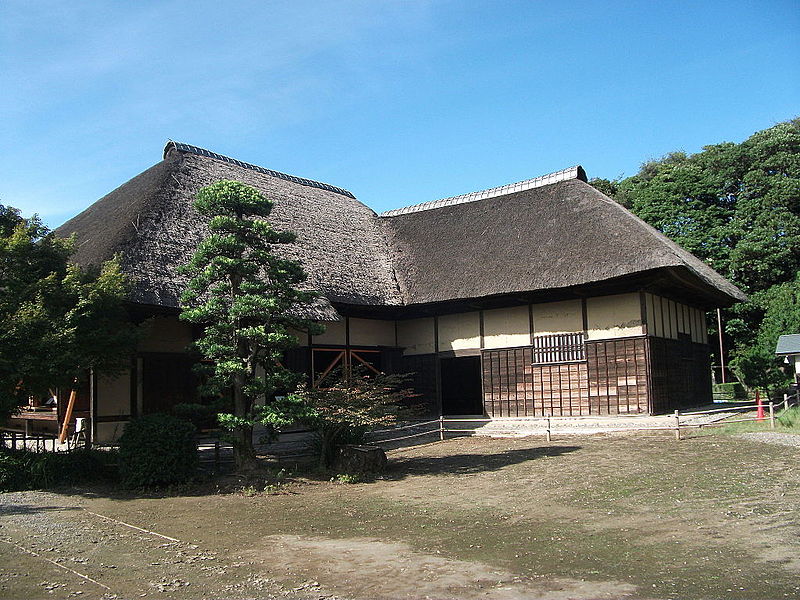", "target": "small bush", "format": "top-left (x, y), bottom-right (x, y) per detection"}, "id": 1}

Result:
top-left (713, 382), bottom-right (747, 401)
top-left (172, 402), bottom-right (220, 431)
top-left (0, 448), bottom-right (117, 491)
top-left (331, 473), bottom-right (361, 484)
top-left (777, 406), bottom-right (800, 429)
top-left (118, 413), bottom-right (198, 488)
